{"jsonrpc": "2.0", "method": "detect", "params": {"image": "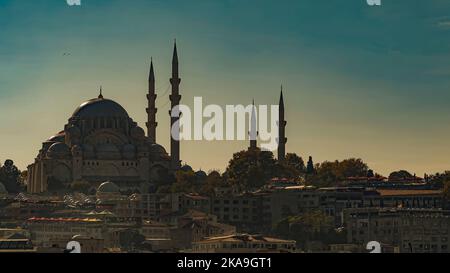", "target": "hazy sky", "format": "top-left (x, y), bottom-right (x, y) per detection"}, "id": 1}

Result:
top-left (1, 0), bottom-right (450, 176)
